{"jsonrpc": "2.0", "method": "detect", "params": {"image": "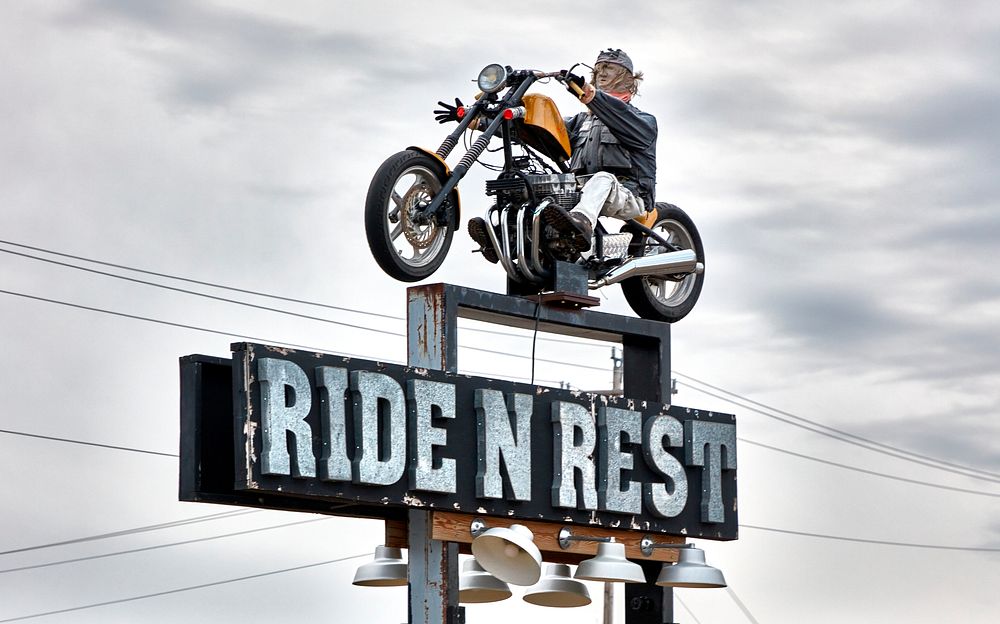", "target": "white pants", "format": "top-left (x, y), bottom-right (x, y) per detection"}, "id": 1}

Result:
top-left (572, 172), bottom-right (645, 226)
